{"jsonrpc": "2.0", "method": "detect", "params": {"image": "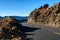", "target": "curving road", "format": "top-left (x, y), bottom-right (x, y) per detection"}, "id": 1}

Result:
top-left (21, 22), bottom-right (60, 40)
